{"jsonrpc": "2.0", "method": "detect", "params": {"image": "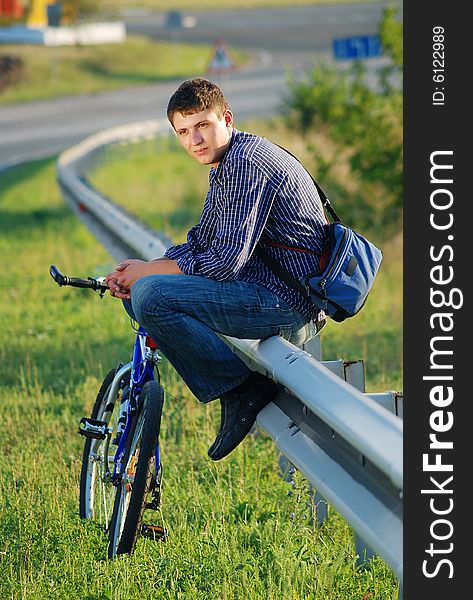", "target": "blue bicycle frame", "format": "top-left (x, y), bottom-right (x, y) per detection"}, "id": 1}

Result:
top-left (112, 324), bottom-right (161, 482)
